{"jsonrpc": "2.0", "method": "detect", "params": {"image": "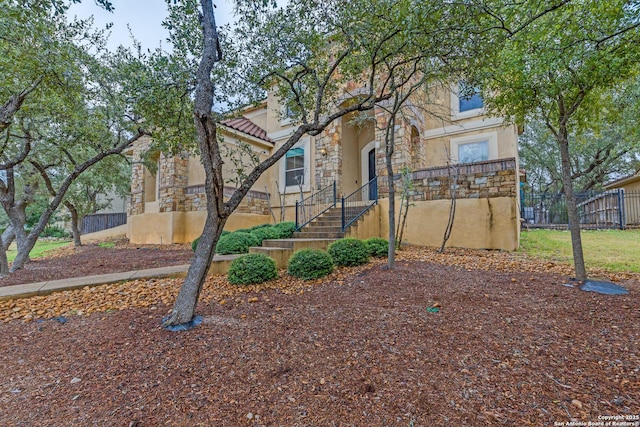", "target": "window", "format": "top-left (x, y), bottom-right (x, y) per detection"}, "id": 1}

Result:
top-left (452, 81), bottom-right (484, 119)
top-left (450, 132), bottom-right (497, 164)
top-left (458, 86), bottom-right (483, 112)
top-left (285, 147), bottom-right (305, 186)
top-left (458, 141), bottom-right (489, 163)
